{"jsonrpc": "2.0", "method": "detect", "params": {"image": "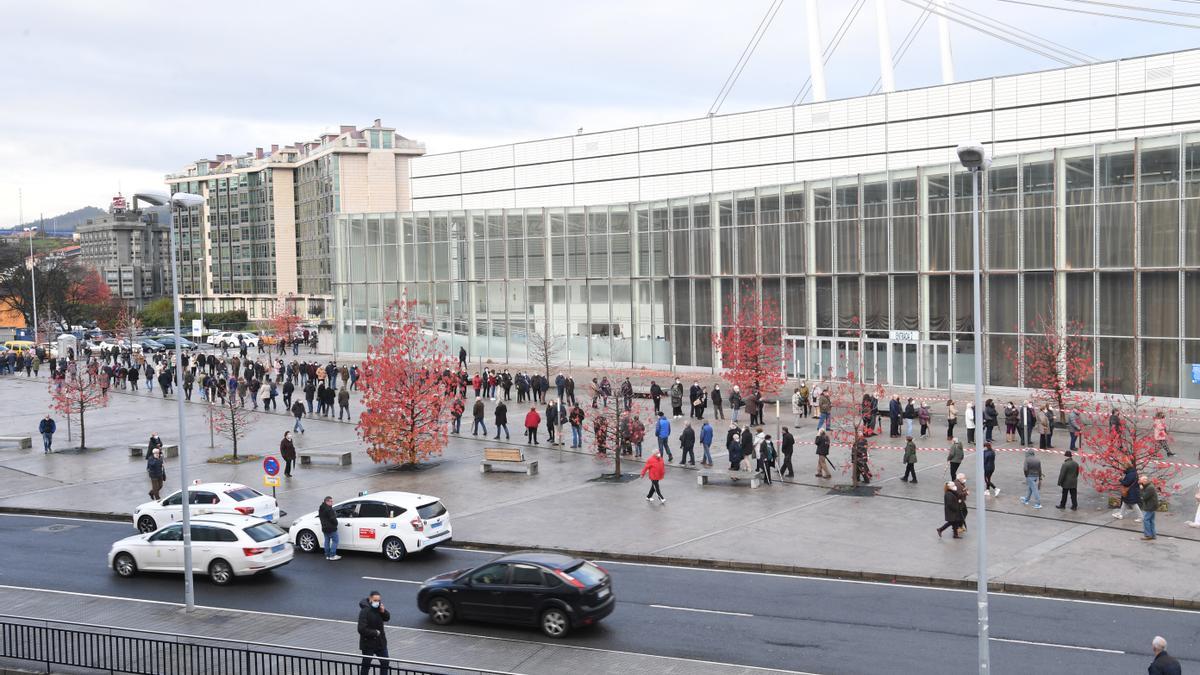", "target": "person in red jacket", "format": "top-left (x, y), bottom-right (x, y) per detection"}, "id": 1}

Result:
top-left (524, 406), bottom-right (542, 445)
top-left (641, 450), bottom-right (666, 504)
